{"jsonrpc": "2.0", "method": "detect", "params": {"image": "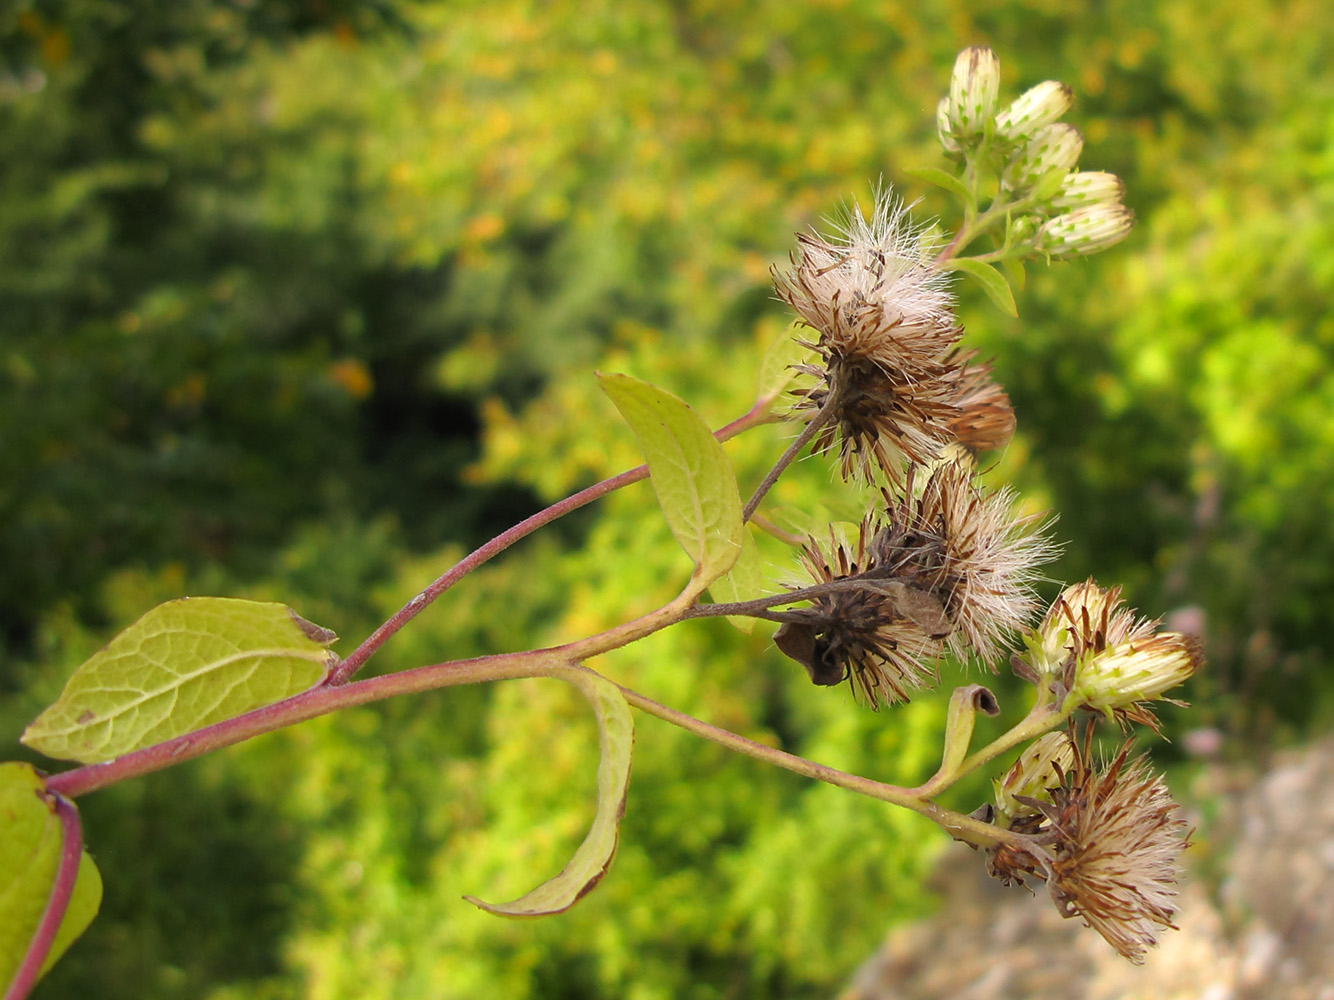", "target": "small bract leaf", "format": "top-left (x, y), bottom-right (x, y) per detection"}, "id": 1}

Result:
top-left (23, 598), bottom-right (337, 764)
top-left (466, 668), bottom-right (633, 917)
top-left (903, 165), bottom-right (973, 203)
top-left (943, 258), bottom-right (1018, 317)
top-left (754, 324), bottom-right (816, 413)
top-left (708, 526), bottom-right (767, 634)
top-left (1001, 255), bottom-right (1027, 293)
top-left (598, 373), bottom-right (743, 590)
top-left (0, 763), bottom-right (102, 992)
